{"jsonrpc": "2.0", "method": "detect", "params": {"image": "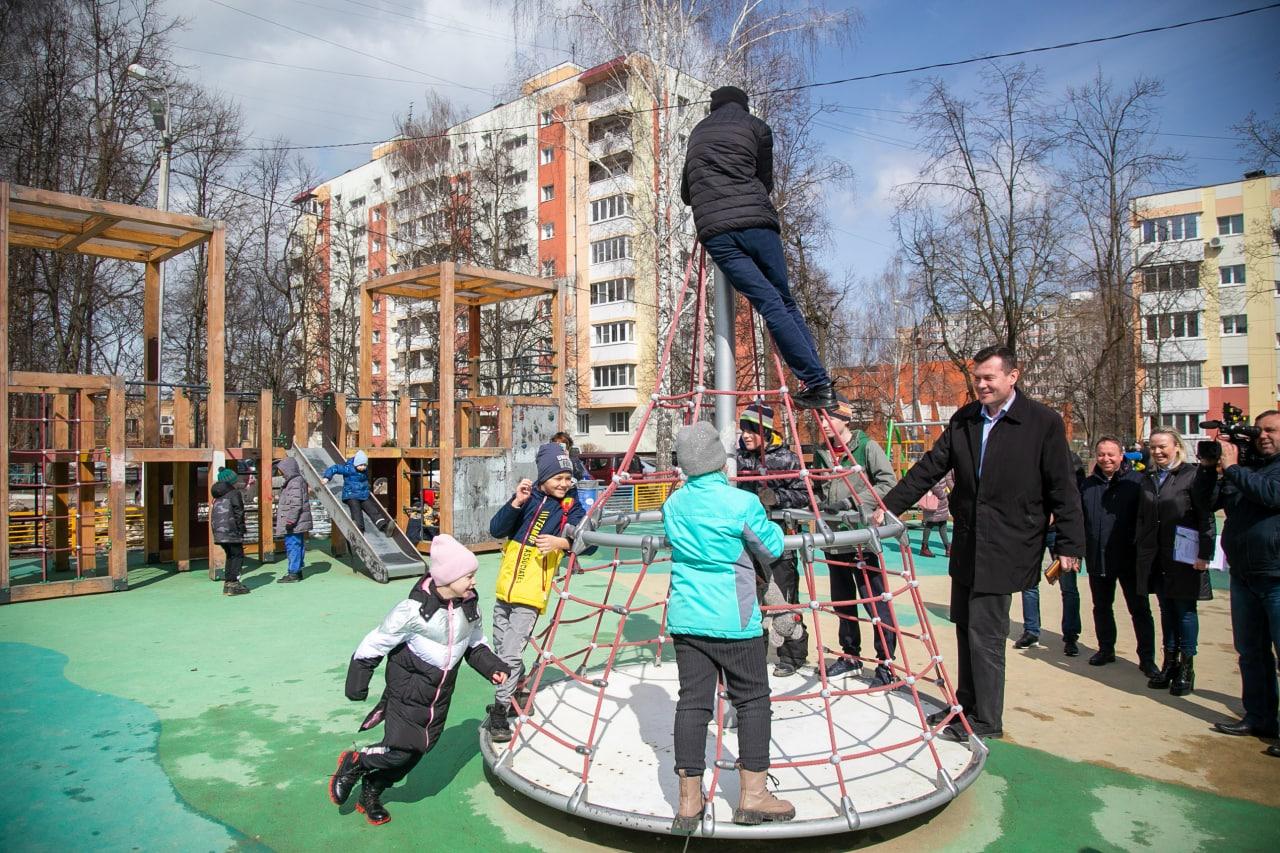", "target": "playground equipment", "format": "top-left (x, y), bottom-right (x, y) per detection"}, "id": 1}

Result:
top-left (480, 251), bottom-right (985, 837)
top-left (884, 418), bottom-right (948, 480)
